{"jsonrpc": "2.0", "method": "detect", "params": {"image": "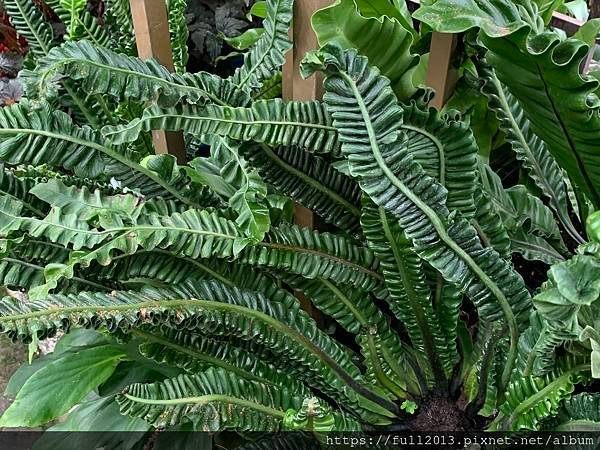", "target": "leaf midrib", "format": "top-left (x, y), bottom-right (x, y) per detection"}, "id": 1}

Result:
top-left (122, 392), bottom-right (286, 419)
